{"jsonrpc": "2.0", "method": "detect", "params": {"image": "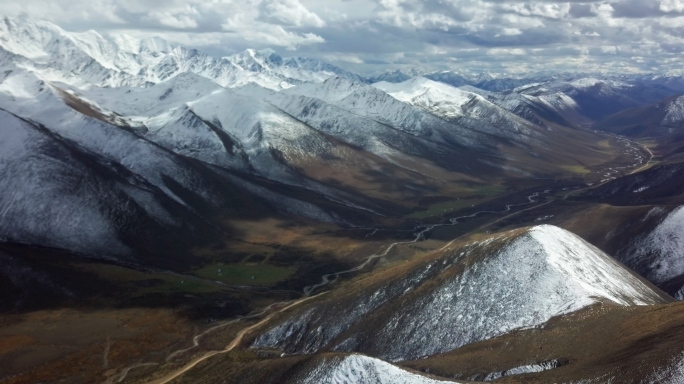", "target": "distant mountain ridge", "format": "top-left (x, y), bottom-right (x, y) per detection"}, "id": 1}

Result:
top-left (0, 15), bottom-right (366, 90)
